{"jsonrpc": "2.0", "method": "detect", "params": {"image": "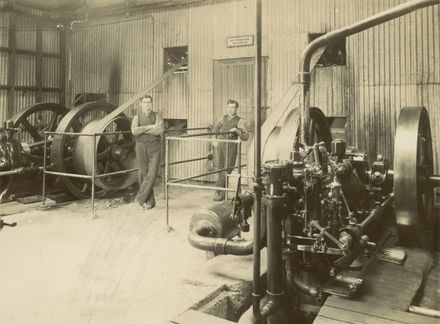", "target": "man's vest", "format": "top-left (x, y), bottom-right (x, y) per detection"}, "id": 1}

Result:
top-left (217, 115), bottom-right (240, 140)
top-left (136, 110), bottom-right (161, 144)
